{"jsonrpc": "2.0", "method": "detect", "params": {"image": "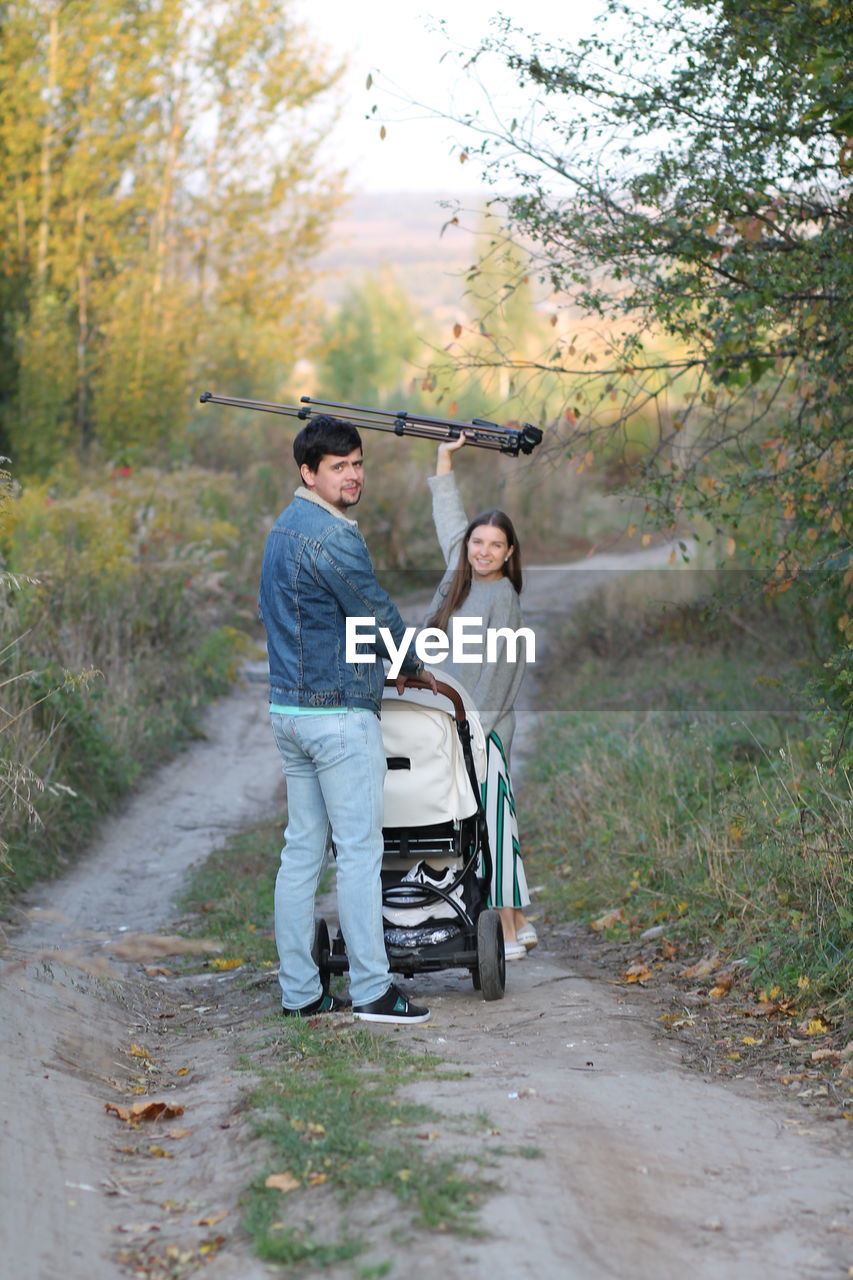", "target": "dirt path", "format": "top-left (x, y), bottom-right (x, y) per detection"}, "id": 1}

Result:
top-left (2, 548), bottom-right (850, 1280)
